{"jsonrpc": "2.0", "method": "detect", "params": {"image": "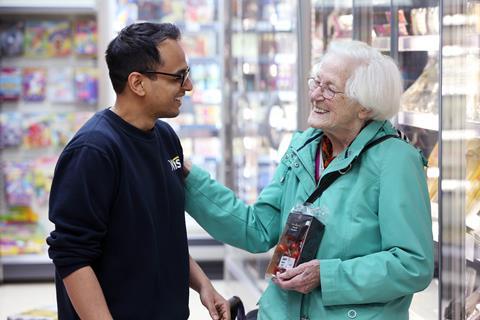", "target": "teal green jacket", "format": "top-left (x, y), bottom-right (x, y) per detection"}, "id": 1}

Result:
top-left (185, 120), bottom-right (434, 320)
